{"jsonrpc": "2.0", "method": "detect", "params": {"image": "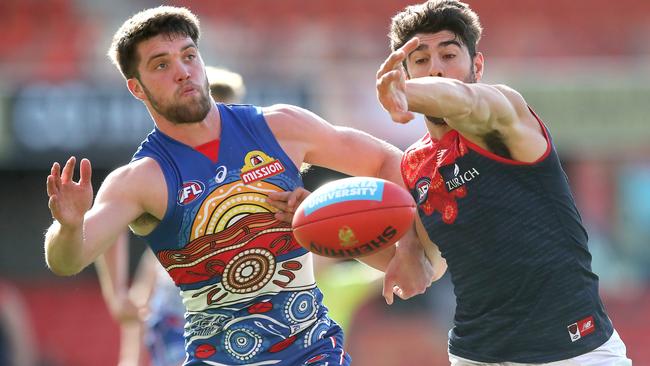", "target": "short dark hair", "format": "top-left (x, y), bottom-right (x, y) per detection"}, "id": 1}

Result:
top-left (389, 0), bottom-right (482, 57)
top-left (107, 6), bottom-right (200, 79)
